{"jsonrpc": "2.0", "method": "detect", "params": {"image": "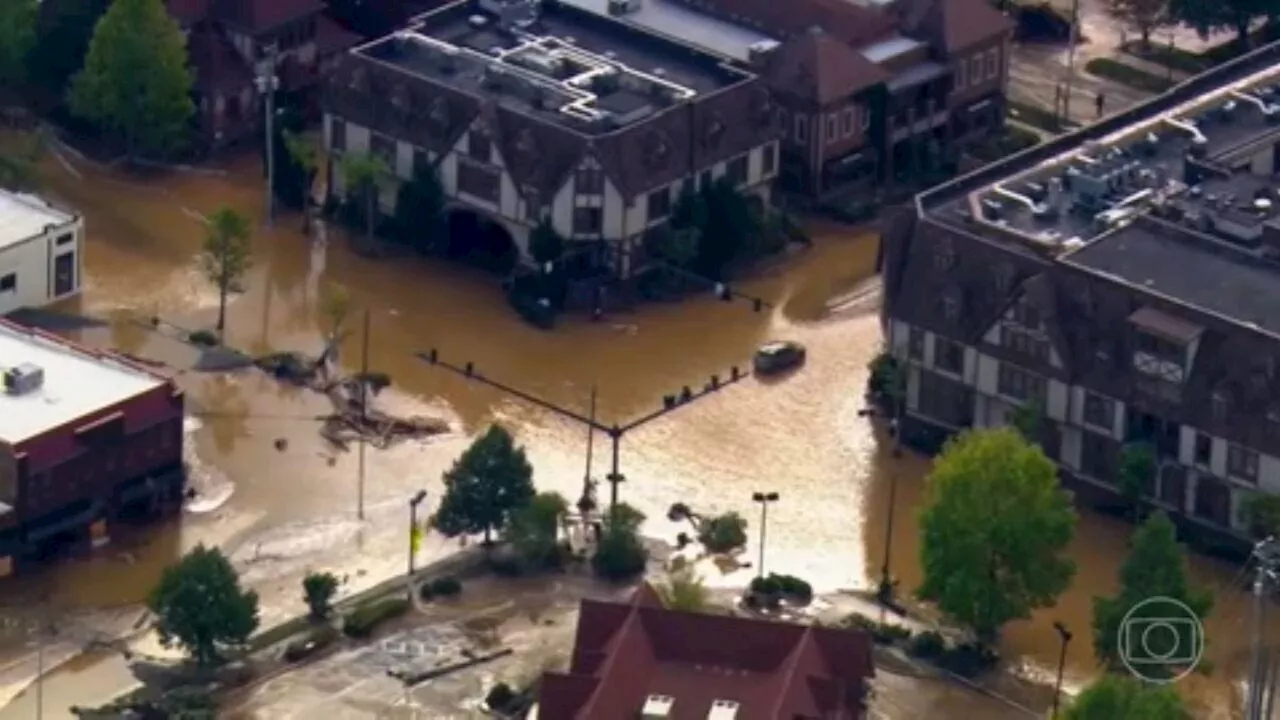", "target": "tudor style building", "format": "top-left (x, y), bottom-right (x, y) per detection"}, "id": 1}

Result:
top-left (883, 40), bottom-right (1280, 548)
top-left (321, 0), bottom-right (778, 275)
